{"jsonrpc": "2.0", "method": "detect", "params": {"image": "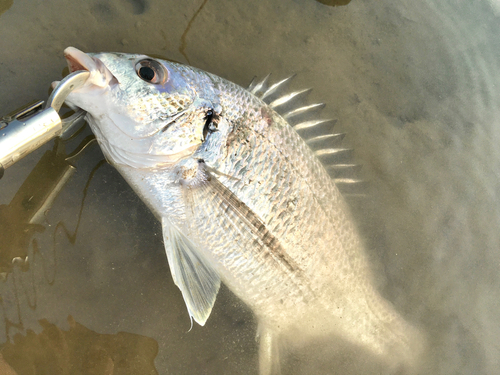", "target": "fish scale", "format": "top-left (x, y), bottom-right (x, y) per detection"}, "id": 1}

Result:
top-left (61, 47), bottom-right (425, 374)
top-left (198, 84), bottom-right (413, 352)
